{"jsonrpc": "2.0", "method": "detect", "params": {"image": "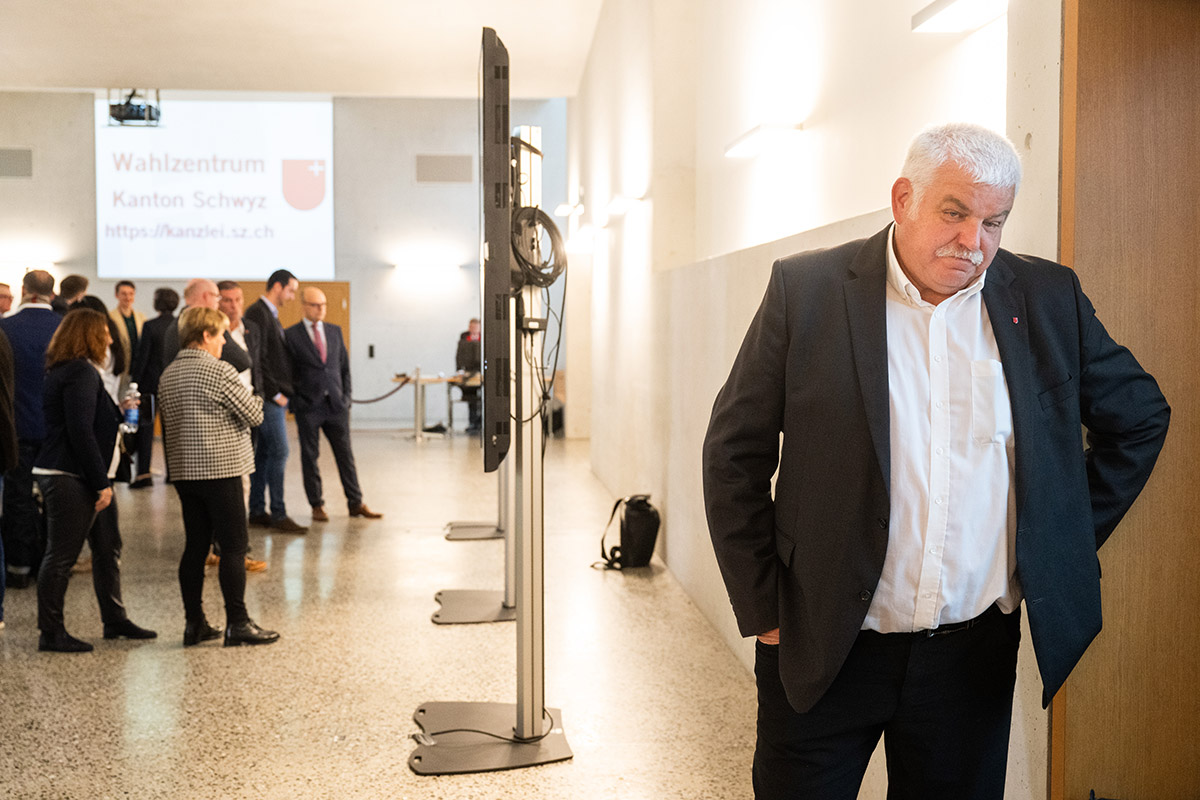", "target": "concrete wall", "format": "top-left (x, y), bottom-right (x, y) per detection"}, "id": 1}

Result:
top-left (0, 92), bottom-right (568, 428)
